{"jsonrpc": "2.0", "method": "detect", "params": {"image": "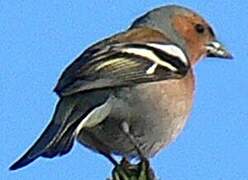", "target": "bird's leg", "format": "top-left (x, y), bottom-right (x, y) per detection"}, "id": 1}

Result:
top-left (120, 121), bottom-right (146, 160)
top-left (112, 122), bottom-right (156, 180)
